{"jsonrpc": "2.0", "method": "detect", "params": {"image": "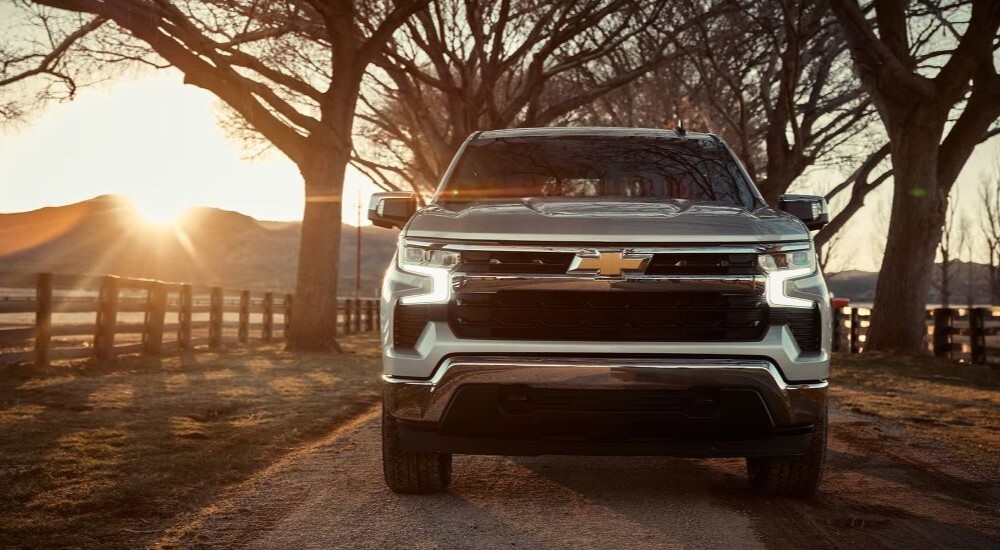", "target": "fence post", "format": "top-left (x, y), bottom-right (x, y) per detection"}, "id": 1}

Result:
top-left (933, 308), bottom-right (953, 358)
top-left (94, 275), bottom-right (119, 361)
top-left (849, 308), bottom-right (860, 353)
top-left (209, 287), bottom-right (224, 349)
top-left (375, 298), bottom-right (381, 329)
top-left (284, 294), bottom-right (293, 335)
top-left (238, 290), bottom-right (250, 344)
top-left (970, 307), bottom-right (987, 364)
top-left (143, 282), bottom-right (168, 356)
top-left (262, 292), bottom-right (274, 342)
top-left (34, 273), bottom-right (53, 366)
top-left (830, 306), bottom-right (842, 353)
top-left (179, 284), bottom-right (192, 349)
top-left (354, 298), bottom-right (362, 333)
top-left (344, 299), bottom-right (353, 335)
